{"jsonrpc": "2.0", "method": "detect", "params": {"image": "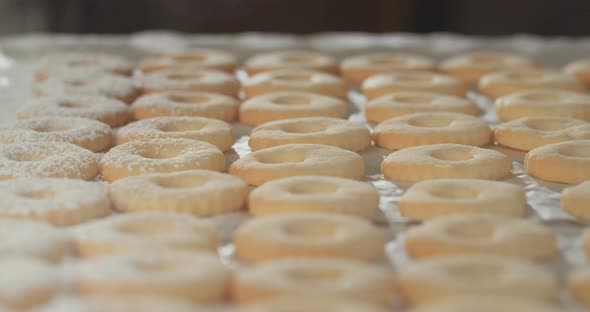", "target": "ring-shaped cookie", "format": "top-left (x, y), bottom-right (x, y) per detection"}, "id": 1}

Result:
top-left (16, 95), bottom-right (129, 128)
top-left (409, 296), bottom-right (567, 312)
top-left (245, 51), bottom-right (338, 76)
top-left (479, 69), bottom-right (586, 99)
top-left (0, 142), bottom-right (98, 180)
top-left (568, 268), bottom-right (590, 308)
top-left (248, 176), bottom-right (380, 218)
top-left (232, 258), bottom-right (394, 305)
top-left (234, 213), bottom-right (386, 262)
top-left (229, 144), bottom-right (364, 186)
top-left (248, 117), bottom-right (370, 152)
top-left (130, 91), bottom-right (239, 122)
top-left (525, 140), bottom-right (590, 184)
top-left (36, 296), bottom-right (201, 312)
top-left (72, 212), bottom-right (218, 258)
top-left (238, 296), bottom-right (390, 312)
top-left (35, 52), bottom-right (133, 81)
top-left (239, 92), bottom-right (348, 127)
top-left (74, 251), bottom-right (231, 303)
top-left (341, 52), bottom-right (436, 84)
top-left (115, 116), bottom-right (234, 151)
top-left (0, 258), bottom-right (60, 309)
top-left (138, 49), bottom-right (238, 73)
top-left (35, 73), bottom-right (139, 104)
top-left (99, 138), bottom-right (225, 182)
top-left (365, 92), bottom-right (478, 123)
top-left (405, 215), bottom-right (557, 260)
top-left (139, 69), bottom-right (240, 97)
top-left (495, 89), bottom-right (590, 121)
top-left (109, 170), bottom-right (248, 216)
top-left (373, 112), bottom-right (491, 149)
top-left (0, 178), bottom-right (111, 226)
top-left (561, 181), bottom-right (590, 222)
top-left (243, 69), bottom-right (348, 99)
top-left (439, 52), bottom-right (536, 85)
top-left (0, 117), bottom-right (112, 153)
top-left (398, 179), bottom-right (526, 220)
top-left (362, 71), bottom-right (467, 100)
top-left (494, 116), bottom-right (590, 151)
top-left (564, 58), bottom-right (590, 86)
top-left (0, 219), bottom-right (71, 262)
top-left (381, 144), bottom-right (512, 182)
top-left (396, 254), bottom-right (558, 305)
